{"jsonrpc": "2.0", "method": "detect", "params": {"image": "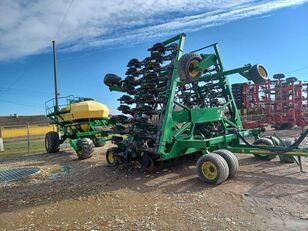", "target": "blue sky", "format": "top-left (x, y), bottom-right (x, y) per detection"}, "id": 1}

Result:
top-left (0, 0), bottom-right (308, 115)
